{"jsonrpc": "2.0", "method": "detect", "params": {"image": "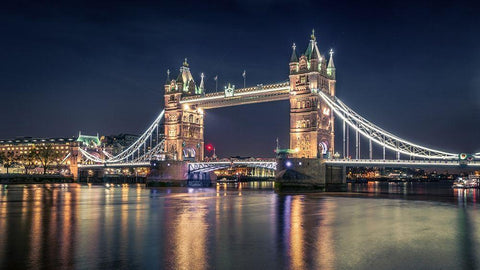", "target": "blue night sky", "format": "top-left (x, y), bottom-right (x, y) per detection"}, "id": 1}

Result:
top-left (0, 0), bottom-right (479, 157)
